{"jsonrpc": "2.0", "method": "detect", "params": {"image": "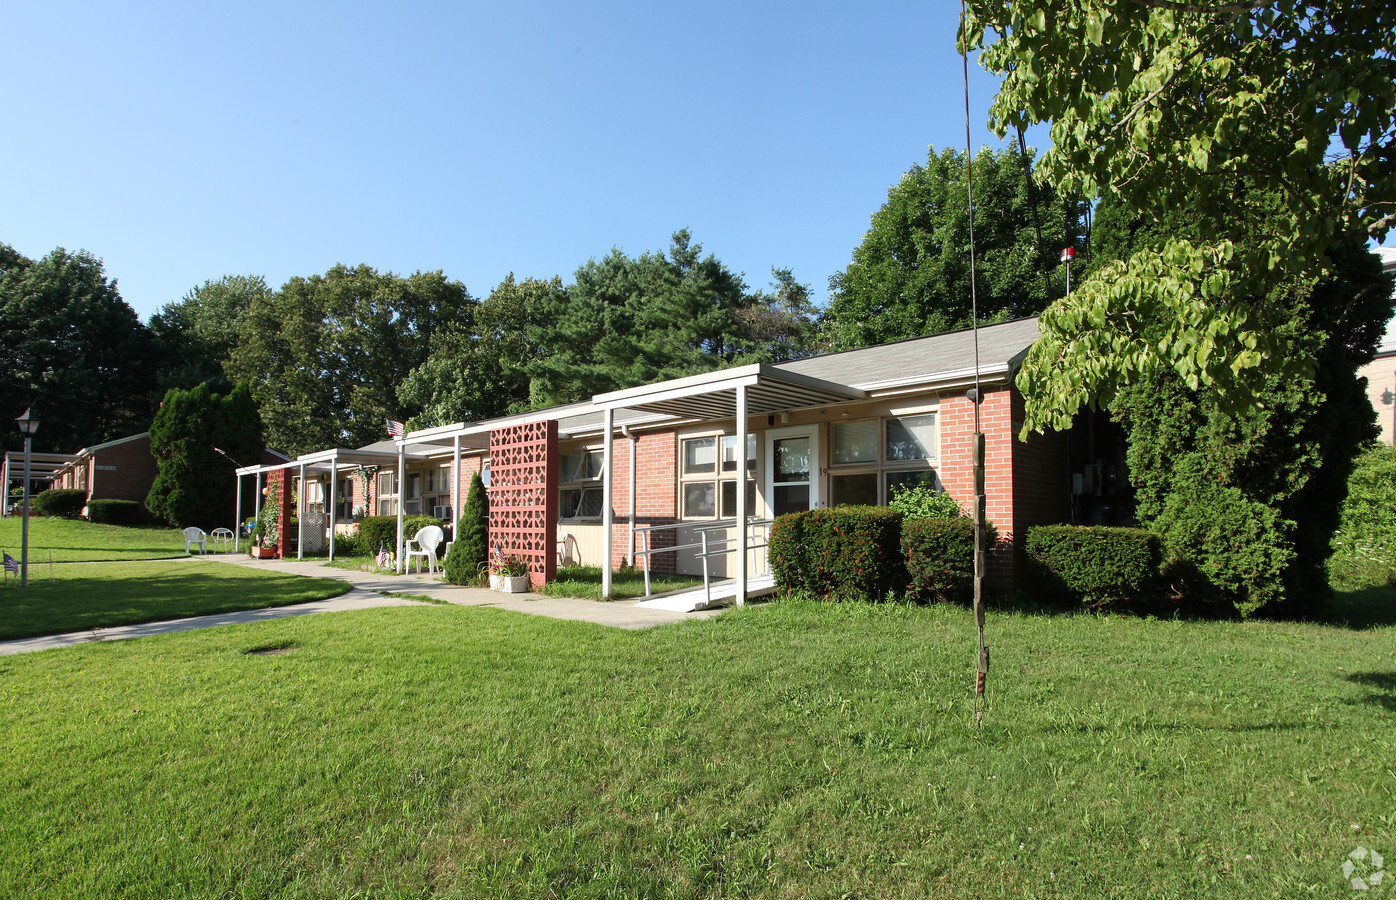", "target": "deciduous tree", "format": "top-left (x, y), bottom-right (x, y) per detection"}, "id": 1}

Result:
top-left (0, 245), bottom-right (158, 453)
top-left (964, 0), bottom-right (1396, 432)
top-left (227, 264), bottom-right (472, 455)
